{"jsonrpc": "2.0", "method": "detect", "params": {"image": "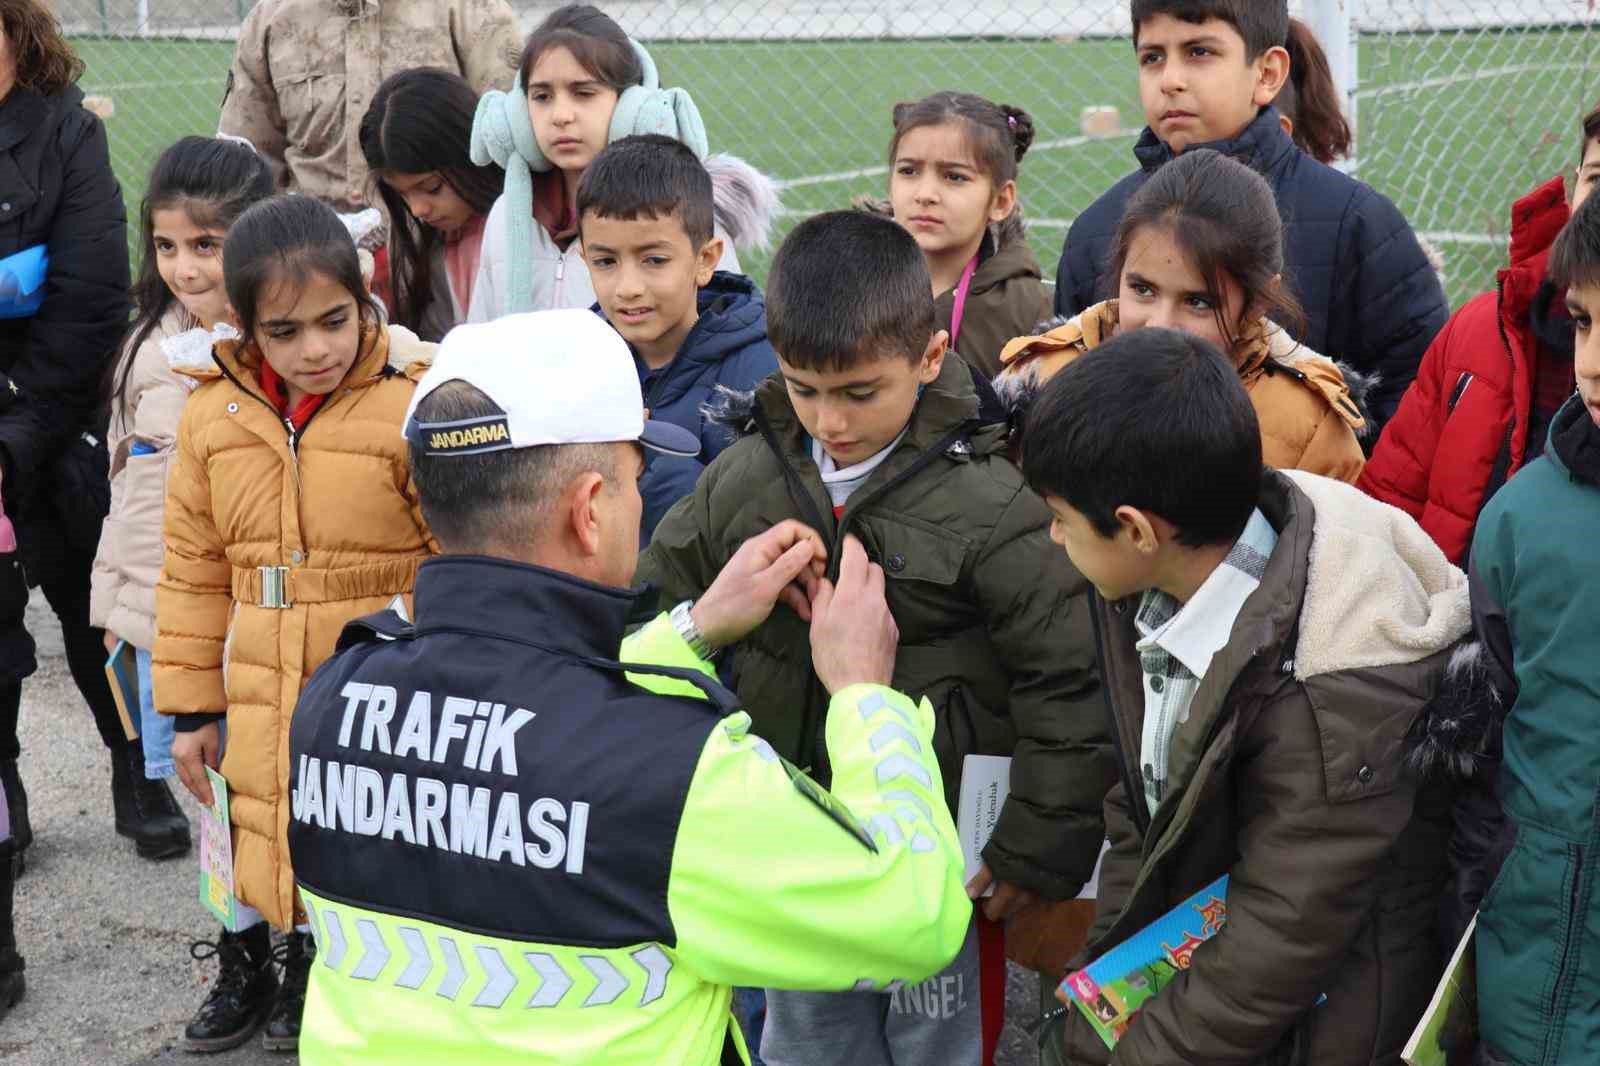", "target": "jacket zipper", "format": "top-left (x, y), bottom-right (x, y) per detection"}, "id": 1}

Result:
top-left (1544, 844), bottom-right (1585, 1062)
top-left (753, 404), bottom-right (976, 779)
top-left (211, 353), bottom-right (340, 540)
